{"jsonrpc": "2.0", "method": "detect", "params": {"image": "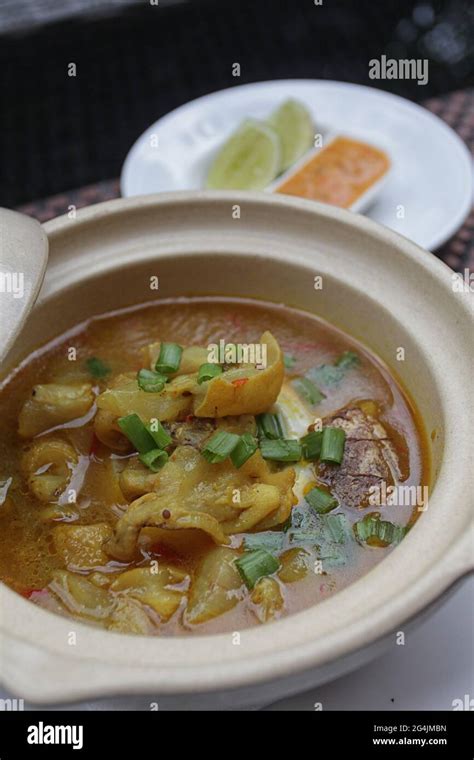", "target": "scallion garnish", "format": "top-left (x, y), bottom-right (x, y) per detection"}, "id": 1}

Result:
top-left (117, 414), bottom-right (155, 454)
top-left (305, 486), bottom-right (338, 514)
top-left (197, 363), bottom-right (223, 384)
top-left (288, 529), bottom-right (322, 545)
top-left (139, 448), bottom-right (169, 472)
top-left (147, 419), bottom-right (172, 449)
top-left (230, 433), bottom-right (258, 468)
top-left (324, 513), bottom-right (349, 544)
top-left (260, 438), bottom-right (302, 462)
top-left (320, 427), bottom-right (346, 464)
top-left (353, 513), bottom-right (406, 546)
top-left (300, 430), bottom-right (323, 460)
top-left (155, 342), bottom-right (183, 374)
top-left (376, 520), bottom-right (406, 545)
top-left (201, 430), bottom-right (240, 464)
top-left (292, 377), bottom-right (325, 405)
top-left (137, 368), bottom-right (167, 393)
top-left (243, 532), bottom-right (285, 553)
top-left (235, 548), bottom-right (280, 589)
top-left (256, 413), bottom-right (283, 439)
top-left (353, 514), bottom-right (377, 543)
top-left (284, 354), bottom-right (296, 369)
top-left (85, 357), bottom-right (110, 378)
